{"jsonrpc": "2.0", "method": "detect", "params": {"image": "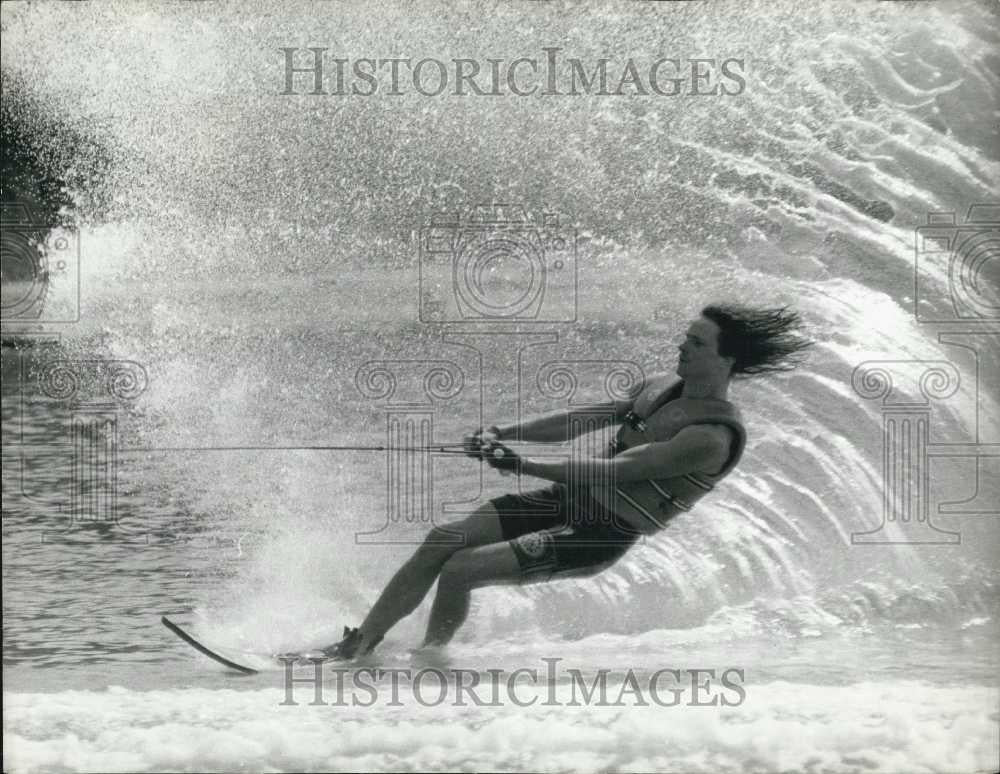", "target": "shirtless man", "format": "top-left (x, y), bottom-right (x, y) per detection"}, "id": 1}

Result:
top-left (325, 304), bottom-right (811, 658)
